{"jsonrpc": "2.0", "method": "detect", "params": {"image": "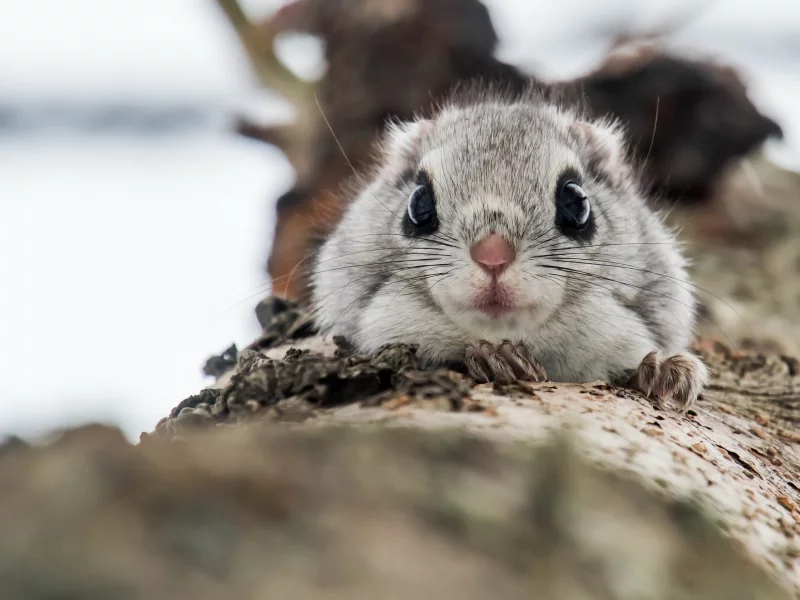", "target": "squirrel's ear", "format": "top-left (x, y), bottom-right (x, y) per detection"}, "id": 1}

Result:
top-left (570, 120), bottom-right (632, 187)
top-left (382, 119), bottom-right (432, 166)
